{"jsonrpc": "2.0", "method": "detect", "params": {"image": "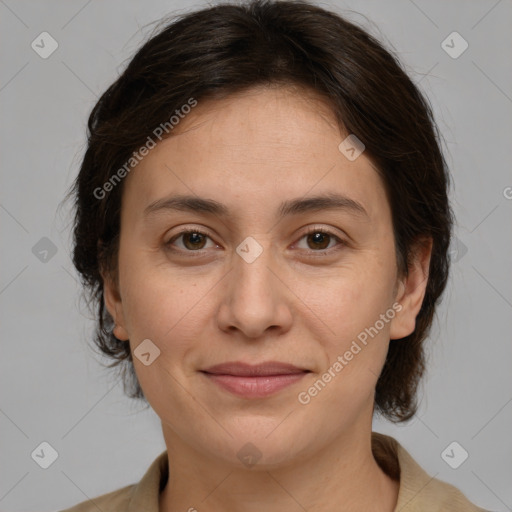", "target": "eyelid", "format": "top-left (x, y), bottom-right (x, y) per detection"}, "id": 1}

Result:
top-left (299, 224), bottom-right (345, 238)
